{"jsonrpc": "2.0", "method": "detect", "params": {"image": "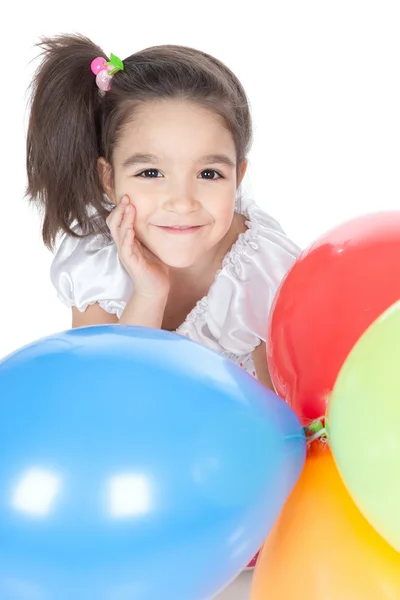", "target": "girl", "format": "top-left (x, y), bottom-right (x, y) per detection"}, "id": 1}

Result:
top-left (26, 33), bottom-right (300, 568)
